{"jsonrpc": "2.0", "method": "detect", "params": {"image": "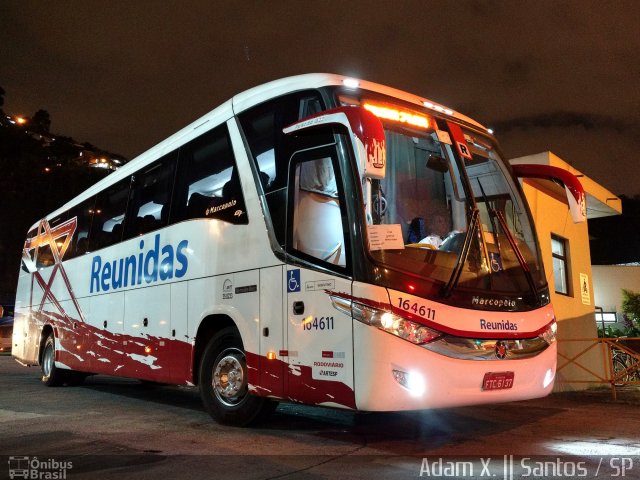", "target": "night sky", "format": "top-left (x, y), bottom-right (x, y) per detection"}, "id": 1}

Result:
top-left (2, 1), bottom-right (639, 196)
